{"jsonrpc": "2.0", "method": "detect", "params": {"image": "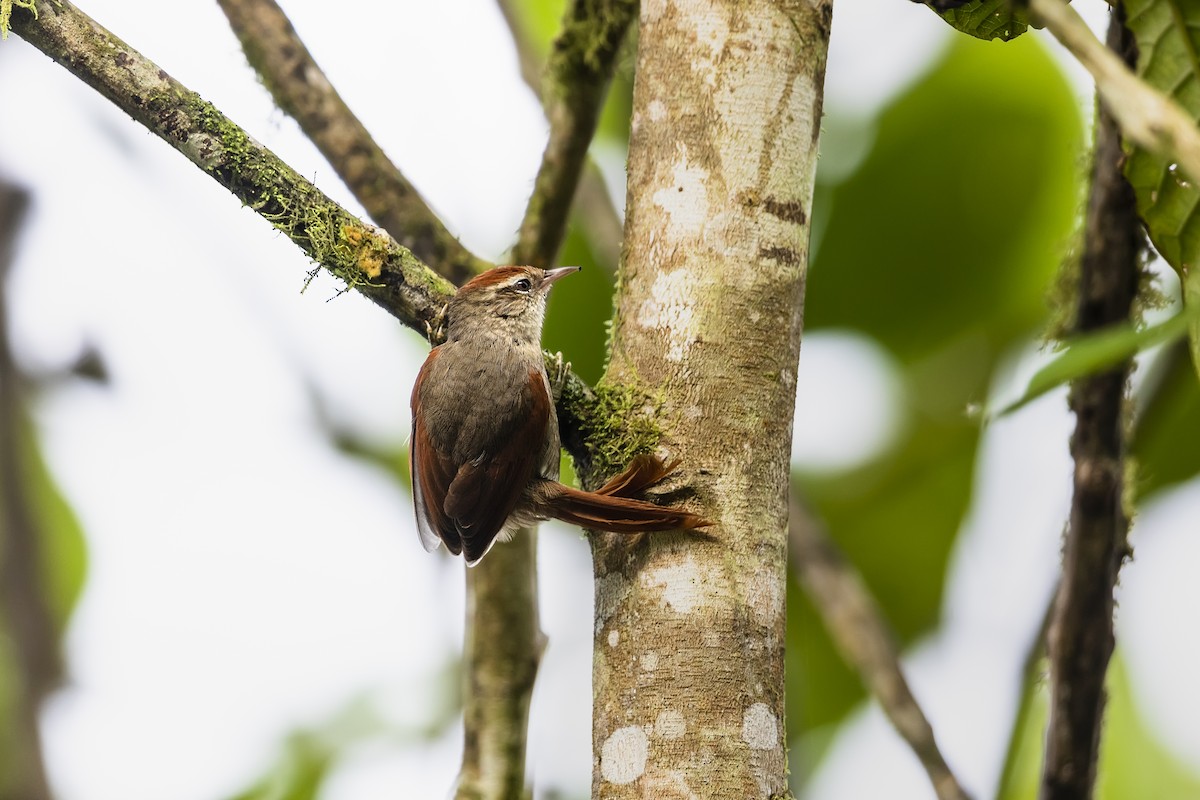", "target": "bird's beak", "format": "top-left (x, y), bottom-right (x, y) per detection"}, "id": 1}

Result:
top-left (541, 266), bottom-right (581, 291)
